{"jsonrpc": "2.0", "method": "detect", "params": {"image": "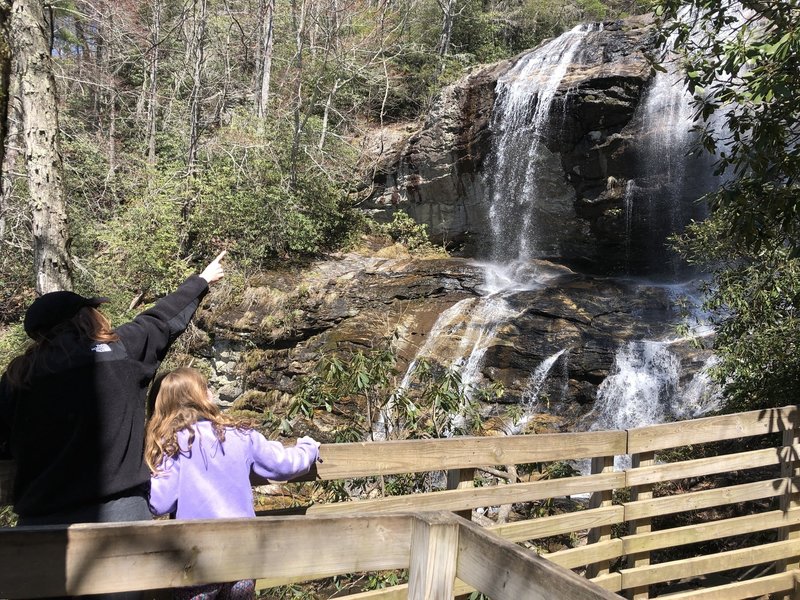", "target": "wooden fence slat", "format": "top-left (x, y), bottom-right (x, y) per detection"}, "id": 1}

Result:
top-left (307, 472), bottom-right (625, 515)
top-left (625, 445), bottom-right (795, 486)
top-left (545, 539), bottom-right (624, 570)
top-left (0, 515), bottom-right (413, 597)
top-left (590, 572), bottom-right (623, 593)
top-left (488, 506), bottom-right (625, 543)
top-left (315, 431), bottom-right (627, 480)
top-left (331, 579), bottom-right (475, 600)
top-left (778, 429), bottom-right (800, 580)
top-left (623, 477), bottom-right (793, 521)
top-left (622, 508), bottom-right (800, 555)
top-left (619, 539), bottom-right (800, 589)
top-left (658, 571), bottom-right (797, 600)
top-left (627, 405), bottom-right (797, 454)
top-left (587, 455), bottom-right (615, 578)
top-left (455, 518), bottom-right (623, 600)
top-left (446, 467), bottom-right (475, 521)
